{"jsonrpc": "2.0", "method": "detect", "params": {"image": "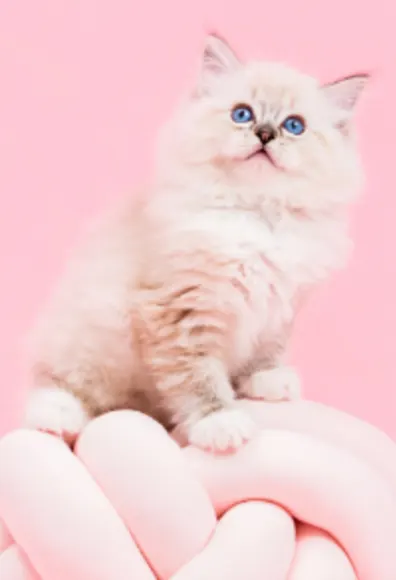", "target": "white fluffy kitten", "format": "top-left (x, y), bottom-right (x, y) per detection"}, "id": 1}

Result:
top-left (25, 34), bottom-right (368, 451)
